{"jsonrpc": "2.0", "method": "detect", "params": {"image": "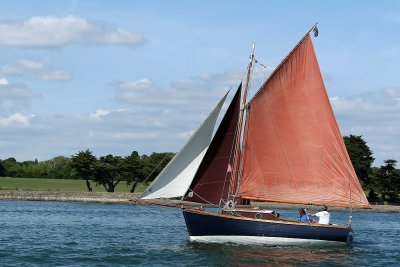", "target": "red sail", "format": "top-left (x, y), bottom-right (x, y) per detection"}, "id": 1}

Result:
top-left (238, 35), bottom-right (369, 208)
top-left (184, 84), bottom-right (242, 205)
